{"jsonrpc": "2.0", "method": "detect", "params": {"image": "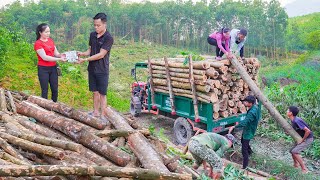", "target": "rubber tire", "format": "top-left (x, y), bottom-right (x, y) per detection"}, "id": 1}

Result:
top-left (130, 96), bottom-right (141, 117)
top-left (173, 117), bottom-right (194, 145)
